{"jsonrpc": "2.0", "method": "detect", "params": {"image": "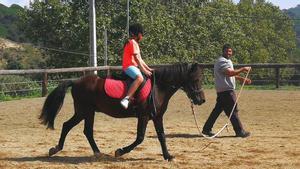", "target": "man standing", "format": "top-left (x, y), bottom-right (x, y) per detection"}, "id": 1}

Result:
top-left (202, 44), bottom-right (251, 138)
